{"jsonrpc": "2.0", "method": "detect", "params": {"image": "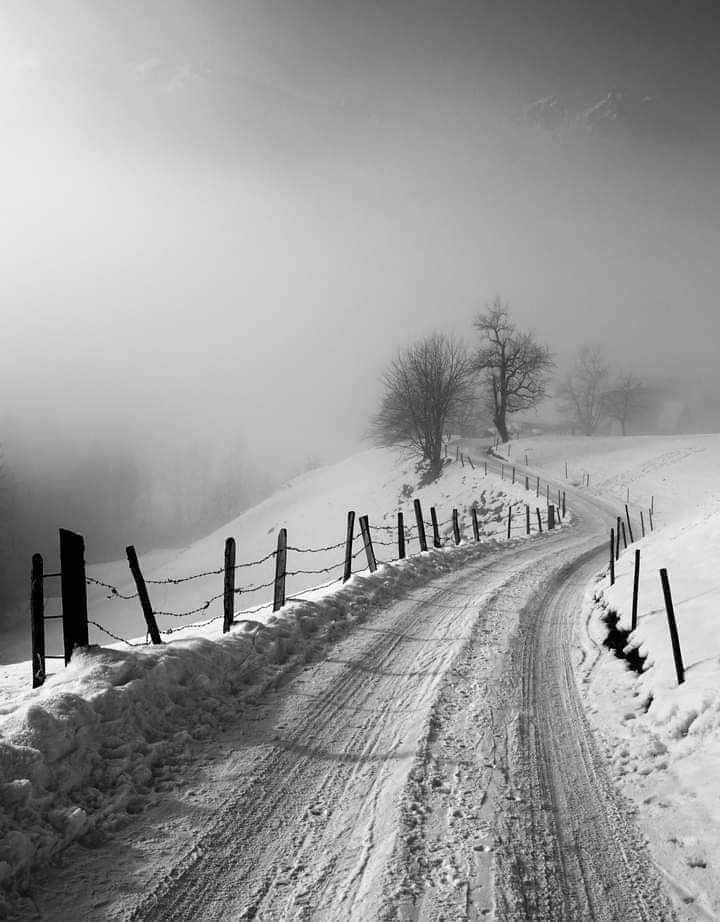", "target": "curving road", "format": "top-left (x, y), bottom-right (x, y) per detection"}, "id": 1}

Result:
top-left (19, 482), bottom-right (676, 921)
